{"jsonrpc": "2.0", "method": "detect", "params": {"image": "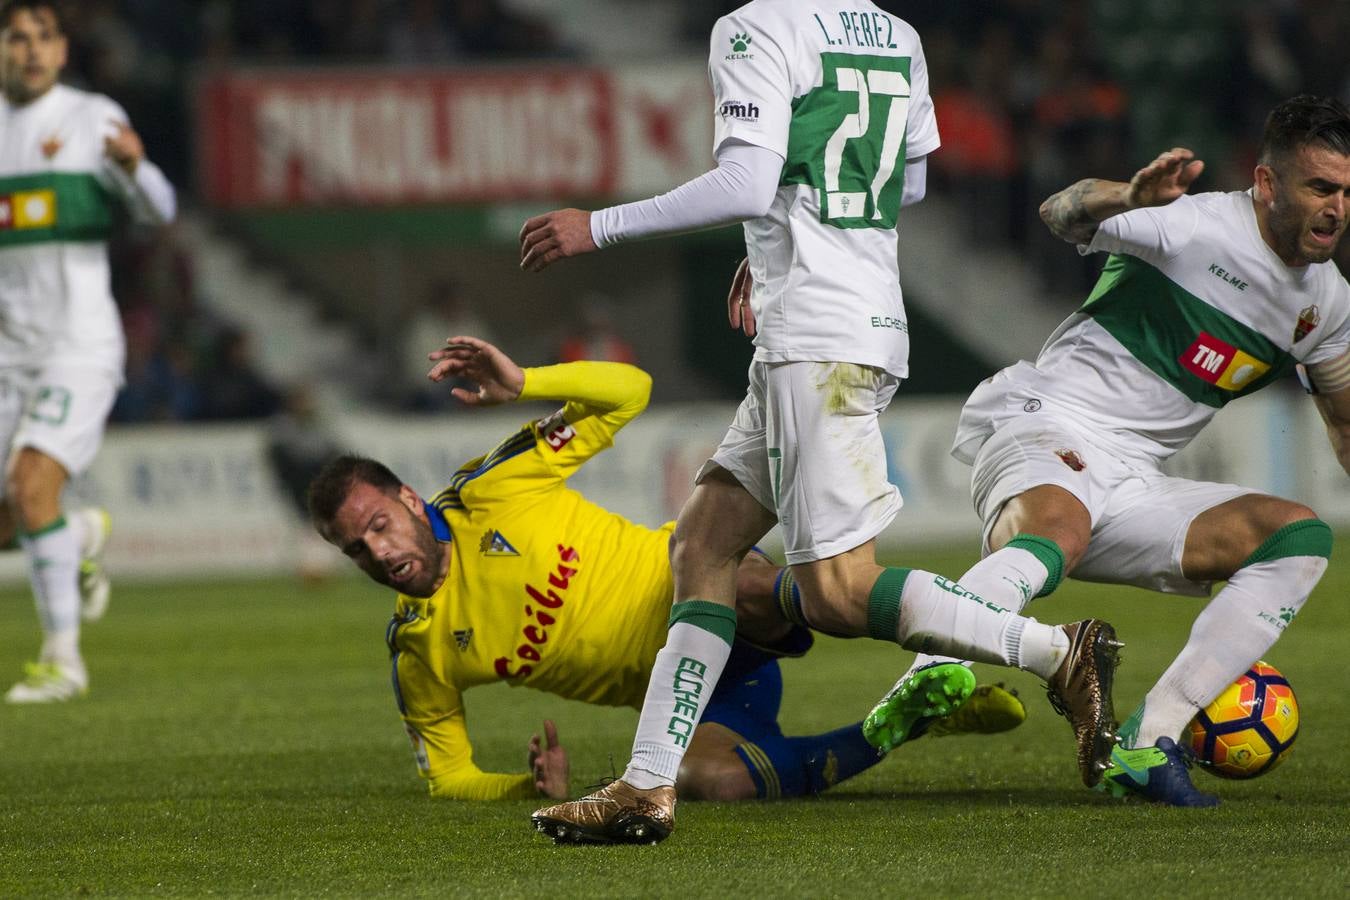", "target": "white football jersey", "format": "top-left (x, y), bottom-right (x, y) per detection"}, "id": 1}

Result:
top-left (0, 84), bottom-right (133, 372)
top-left (954, 190), bottom-right (1350, 463)
top-left (709, 0), bottom-right (939, 377)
